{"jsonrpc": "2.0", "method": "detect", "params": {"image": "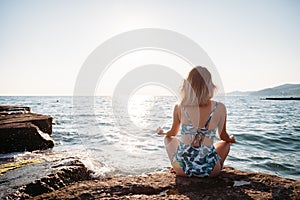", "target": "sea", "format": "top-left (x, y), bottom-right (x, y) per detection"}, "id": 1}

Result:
top-left (0, 95), bottom-right (299, 196)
